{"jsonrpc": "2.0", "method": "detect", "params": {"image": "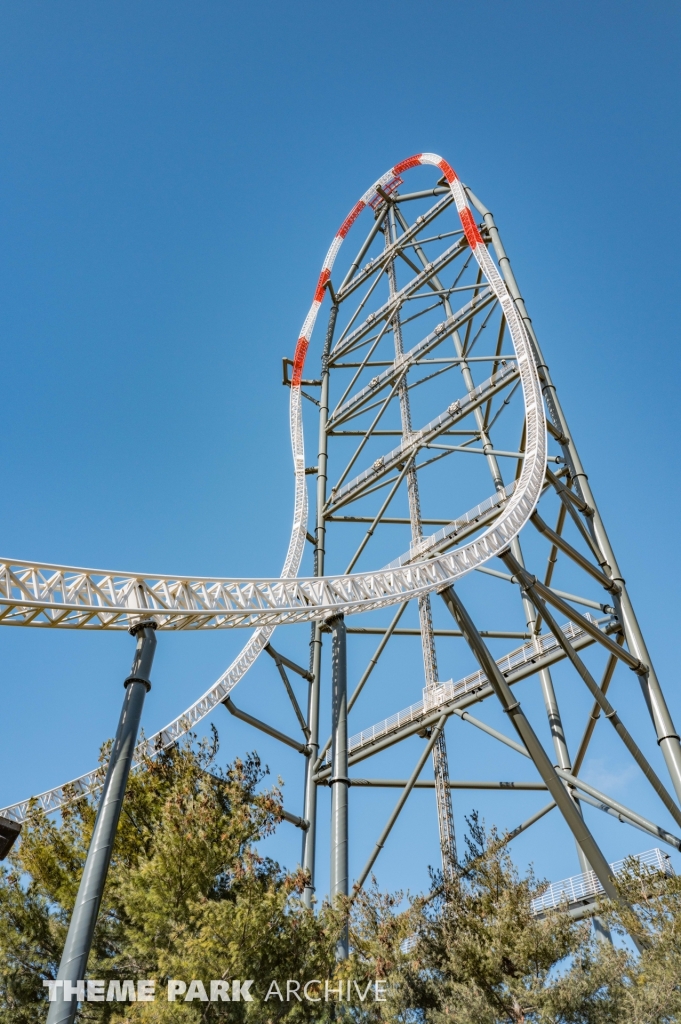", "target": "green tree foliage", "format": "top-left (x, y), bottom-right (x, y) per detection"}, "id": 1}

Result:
top-left (1, 737), bottom-right (679, 1023)
top-left (0, 730), bottom-right (340, 1022)
top-left (347, 814), bottom-right (681, 1024)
